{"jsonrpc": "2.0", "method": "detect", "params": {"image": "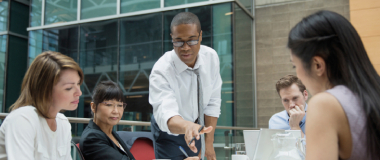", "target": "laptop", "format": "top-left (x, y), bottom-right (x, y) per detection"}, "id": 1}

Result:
top-left (243, 130), bottom-right (260, 160)
top-left (243, 129), bottom-right (303, 160)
